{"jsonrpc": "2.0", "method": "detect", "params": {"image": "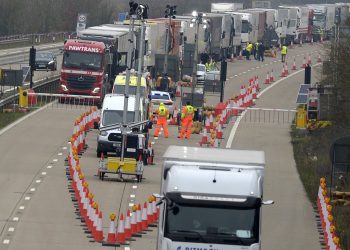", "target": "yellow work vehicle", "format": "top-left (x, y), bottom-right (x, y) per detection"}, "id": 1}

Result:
top-left (112, 73), bottom-right (149, 98)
